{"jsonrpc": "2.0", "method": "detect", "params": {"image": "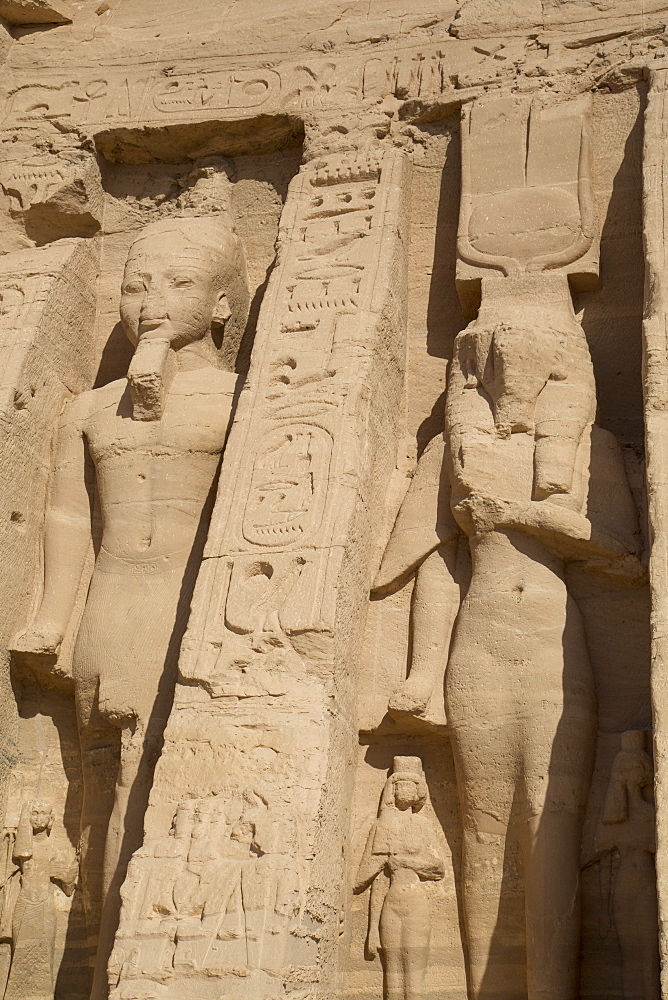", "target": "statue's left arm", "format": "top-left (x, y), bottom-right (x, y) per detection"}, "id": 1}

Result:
top-left (354, 825), bottom-right (385, 893)
top-left (373, 435), bottom-right (461, 717)
top-left (13, 394), bottom-right (94, 656)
